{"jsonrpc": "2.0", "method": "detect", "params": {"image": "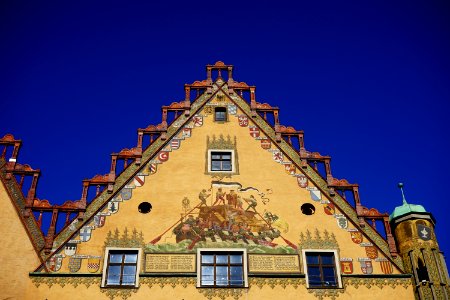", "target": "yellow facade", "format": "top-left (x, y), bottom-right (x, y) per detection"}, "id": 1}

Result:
top-left (3, 63), bottom-right (444, 299)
